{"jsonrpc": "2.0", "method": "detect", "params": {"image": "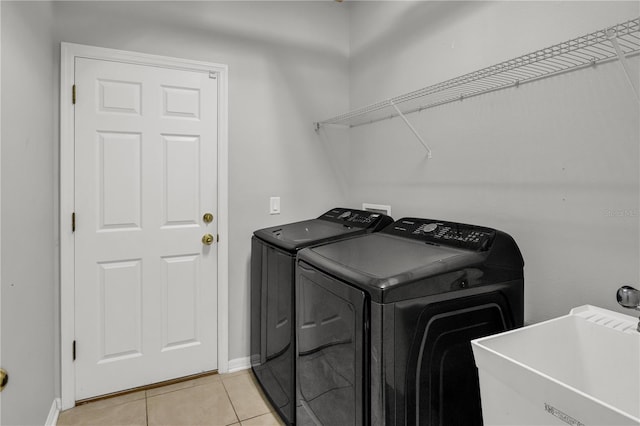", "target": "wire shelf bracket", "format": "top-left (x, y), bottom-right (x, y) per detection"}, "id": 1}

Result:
top-left (389, 100), bottom-right (432, 158)
top-left (607, 27), bottom-right (640, 101)
top-left (313, 17), bottom-right (640, 157)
